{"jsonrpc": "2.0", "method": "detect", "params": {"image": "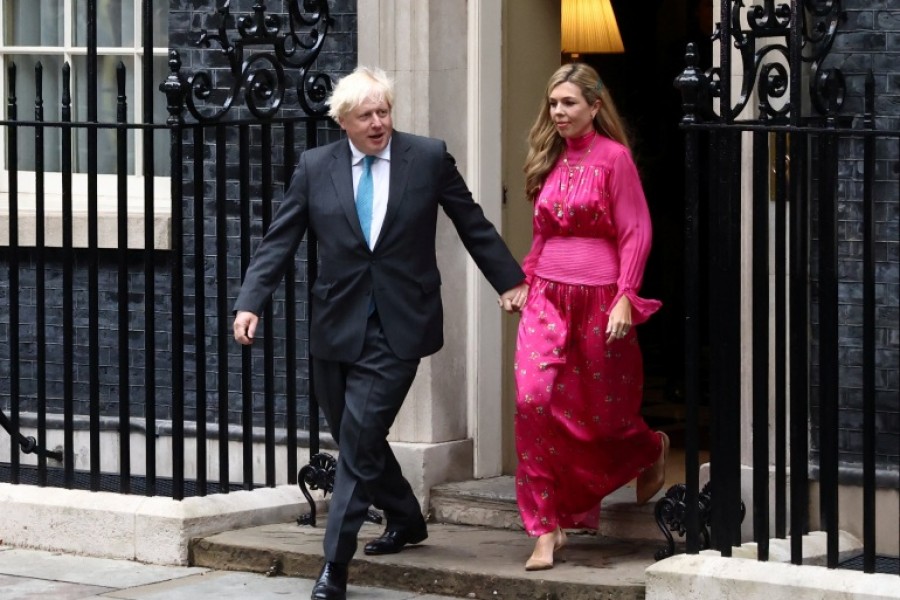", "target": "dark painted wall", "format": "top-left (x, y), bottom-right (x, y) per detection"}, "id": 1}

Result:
top-left (809, 2), bottom-right (899, 476)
